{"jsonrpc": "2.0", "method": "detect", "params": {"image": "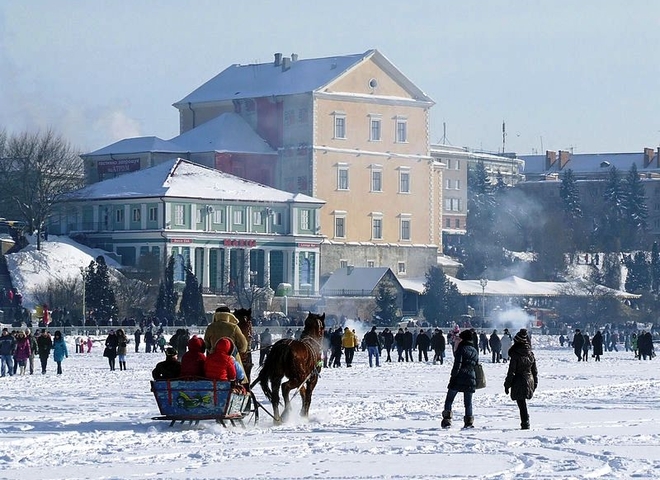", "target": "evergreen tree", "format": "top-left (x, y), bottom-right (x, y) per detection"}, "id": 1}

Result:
top-left (651, 242), bottom-right (660, 294)
top-left (179, 262), bottom-right (204, 325)
top-left (600, 166), bottom-right (626, 252)
top-left (624, 251), bottom-right (650, 294)
top-left (85, 256), bottom-right (118, 324)
top-left (373, 282), bottom-right (399, 326)
top-left (599, 253), bottom-right (622, 291)
top-left (155, 255), bottom-right (178, 325)
top-left (622, 163), bottom-right (648, 249)
top-left (559, 169), bottom-right (582, 220)
top-left (422, 266), bottom-right (463, 326)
